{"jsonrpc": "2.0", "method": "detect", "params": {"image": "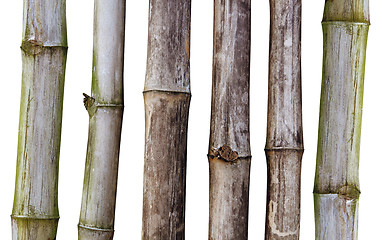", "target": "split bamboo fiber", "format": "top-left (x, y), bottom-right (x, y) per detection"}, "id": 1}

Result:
top-left (314, 1), bottom-right (369, 239)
